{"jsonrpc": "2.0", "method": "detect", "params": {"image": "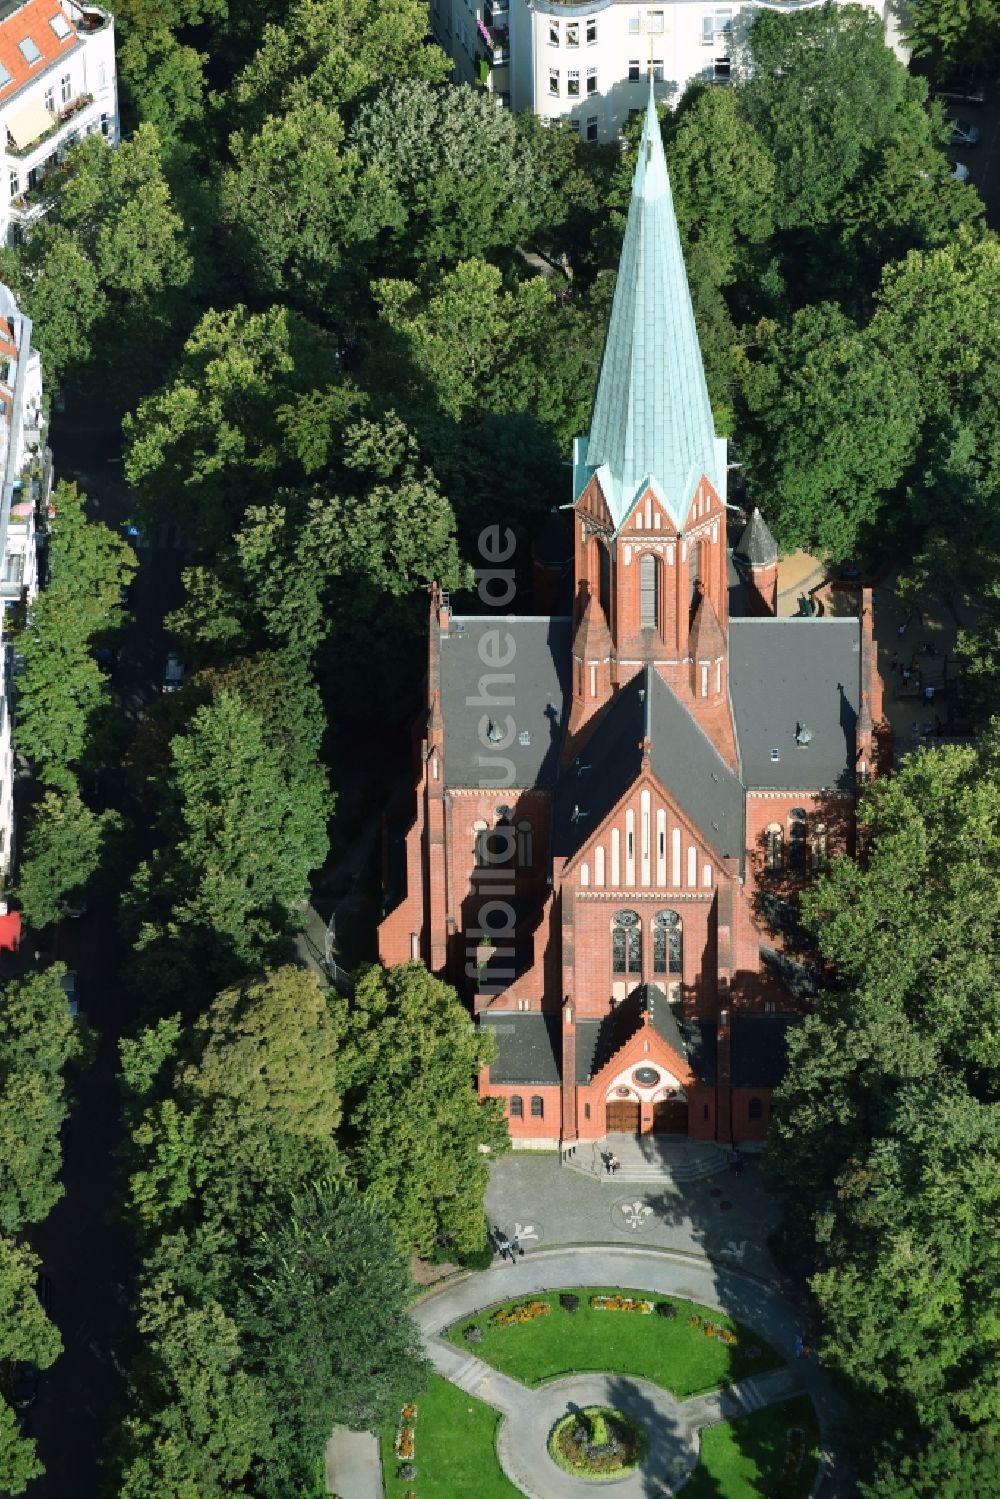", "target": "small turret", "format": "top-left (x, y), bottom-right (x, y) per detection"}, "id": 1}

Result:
top-left (734, 508), bottom-right (778, 617)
